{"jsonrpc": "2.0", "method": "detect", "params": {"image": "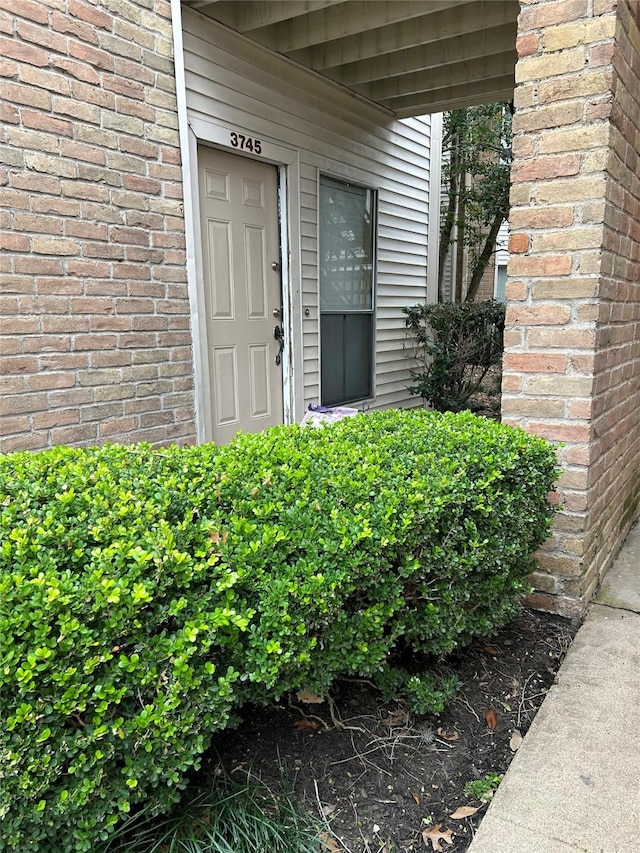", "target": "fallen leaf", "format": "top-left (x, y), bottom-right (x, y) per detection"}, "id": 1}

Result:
top-left (321, 803), bottom-right (336, 817)
top-left (485, 708), bottom-right (498, 730)
top-left (296, 689), bottom-right (325, 704)
top-left (421, 824), bottom-right (453, 851)
top-left (293, 719), bottom-right (320, 731)
top-left (319, 831), bottom-right (341, 853)
top-left (449, 806), bottom-right (480, 819)
top-left (383, 708), bottom-right (409, 727)
top-left (412, 791), bottom-right (420, 805)
top-left (509, 729), bottom-right (523, 751)
top-left (436, 727), bottom-right (460, 742)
